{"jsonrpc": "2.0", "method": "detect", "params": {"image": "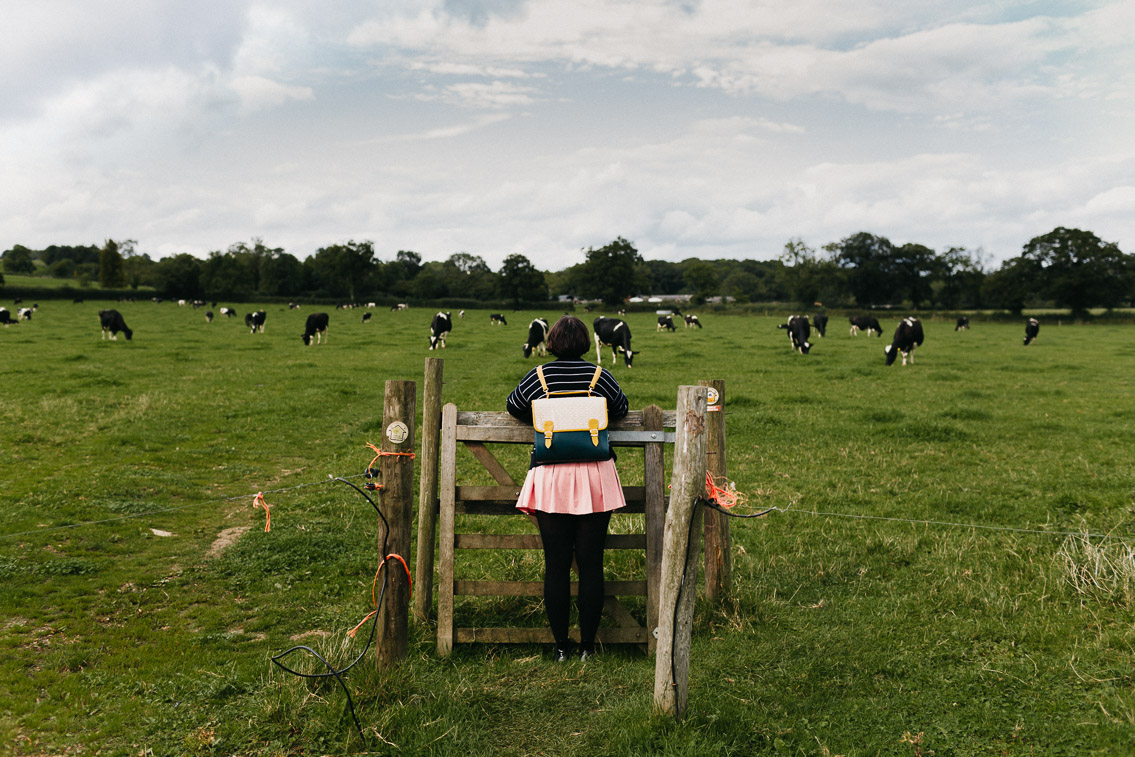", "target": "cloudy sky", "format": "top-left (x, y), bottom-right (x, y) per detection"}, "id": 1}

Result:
top-left (3, 0), bottom-right (1133, 270)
